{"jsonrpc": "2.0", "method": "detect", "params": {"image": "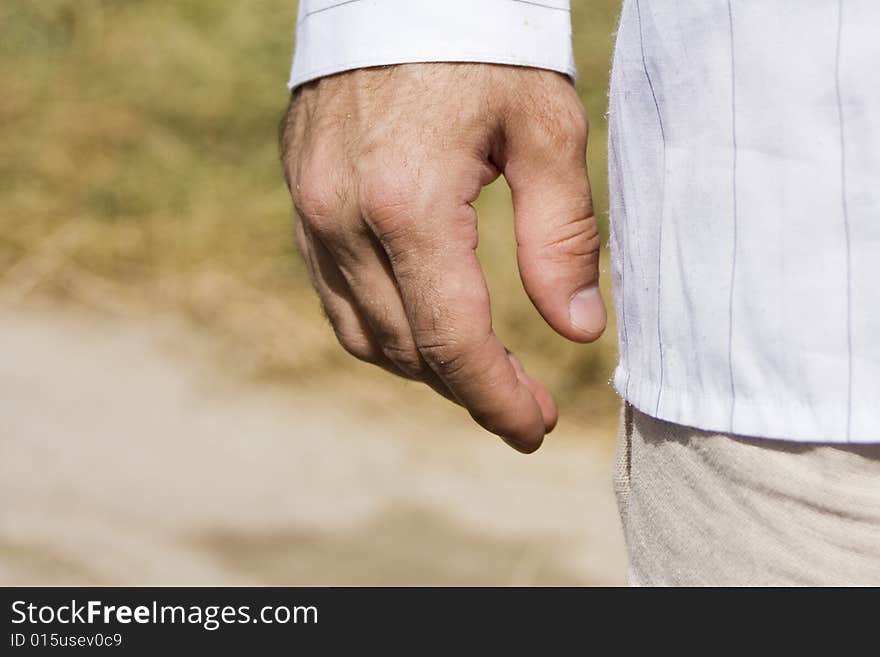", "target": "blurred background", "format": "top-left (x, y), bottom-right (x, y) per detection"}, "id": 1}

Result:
top-left (0, 0), bottom-right (626, 585)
